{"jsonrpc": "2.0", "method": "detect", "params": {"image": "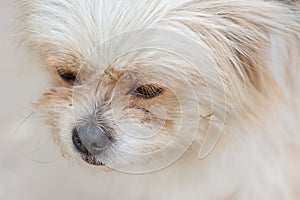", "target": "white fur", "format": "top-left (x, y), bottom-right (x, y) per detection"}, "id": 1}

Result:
top-left (18, 0), bottom-right (300, 199)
